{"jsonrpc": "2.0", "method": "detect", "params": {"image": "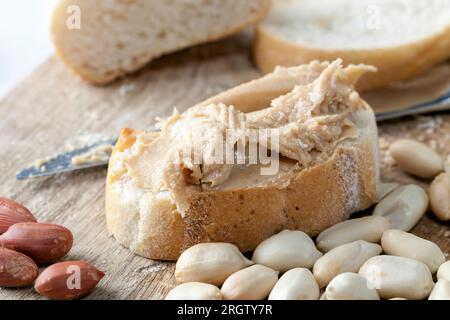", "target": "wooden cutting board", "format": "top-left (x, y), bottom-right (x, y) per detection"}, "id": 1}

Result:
top-left (0, 35), bottom-right (449, 300)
